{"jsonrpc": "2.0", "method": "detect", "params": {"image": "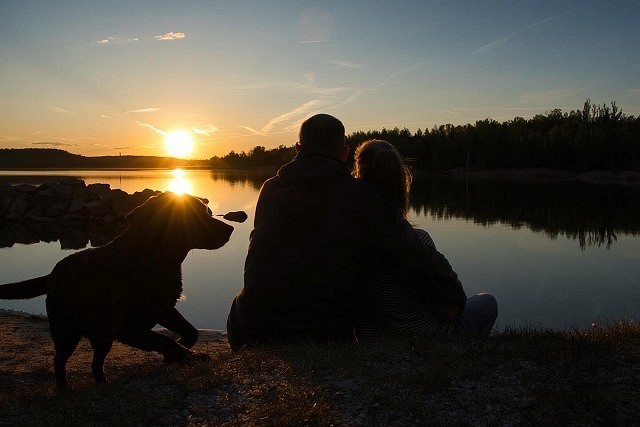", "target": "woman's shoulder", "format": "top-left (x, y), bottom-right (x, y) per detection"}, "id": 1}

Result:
top-left (413, 228), bottom-right (436, 250)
